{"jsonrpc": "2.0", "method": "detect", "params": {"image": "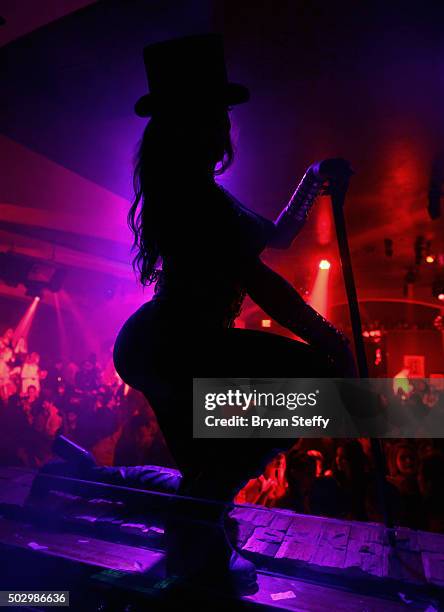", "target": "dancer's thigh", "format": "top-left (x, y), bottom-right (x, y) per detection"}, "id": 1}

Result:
top-left (145, 328), bottom-right (330, 490)
top-left (195, 327), bottom-right (331, 378)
